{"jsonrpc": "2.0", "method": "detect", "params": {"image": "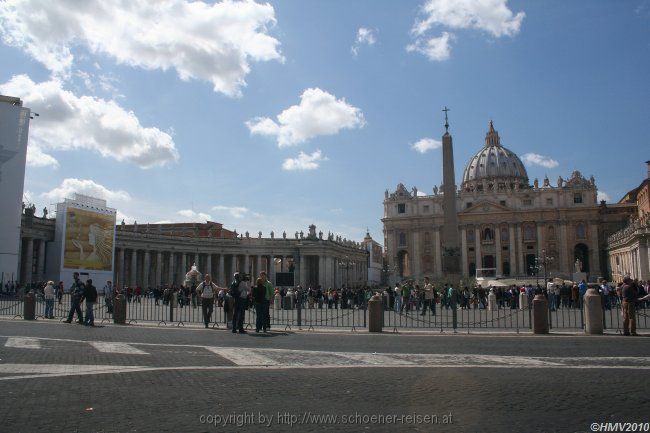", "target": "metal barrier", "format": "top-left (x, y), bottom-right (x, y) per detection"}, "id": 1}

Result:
top-left (1, 292), bottom-right (648, 331)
